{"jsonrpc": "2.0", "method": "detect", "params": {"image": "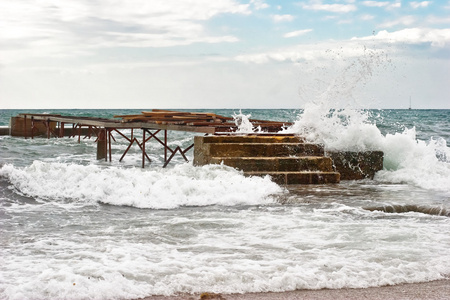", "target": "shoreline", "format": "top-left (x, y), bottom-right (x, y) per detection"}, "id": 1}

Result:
top-left (135, 279), bottom-right (450, 300)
